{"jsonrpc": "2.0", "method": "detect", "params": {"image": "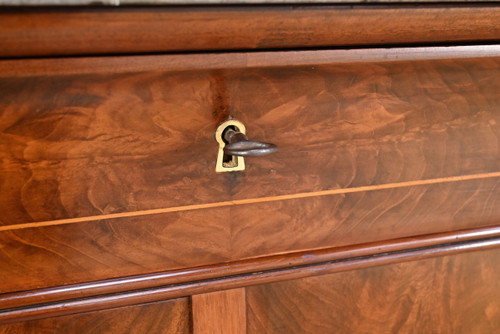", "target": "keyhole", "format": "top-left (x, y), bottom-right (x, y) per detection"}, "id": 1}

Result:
top-left (222, 126), bottom-right (238, 165)
top-left (215, 120), bottom-right (246, 173)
